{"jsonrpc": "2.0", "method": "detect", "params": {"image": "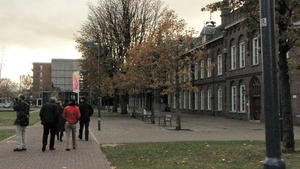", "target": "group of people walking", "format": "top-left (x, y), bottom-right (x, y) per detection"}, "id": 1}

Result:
top-left (13, 95), bottom-right (94, 152)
